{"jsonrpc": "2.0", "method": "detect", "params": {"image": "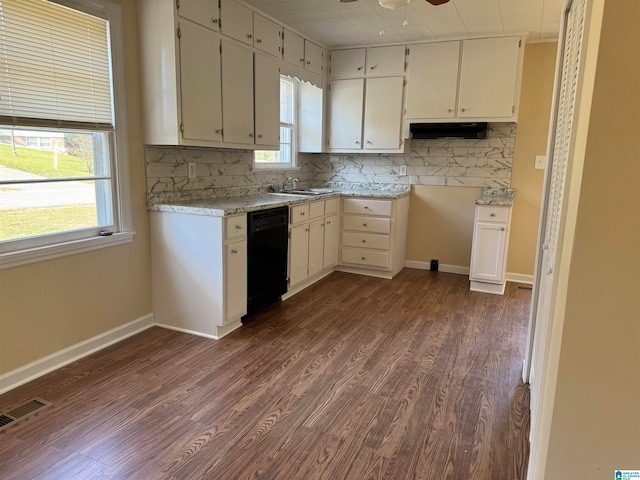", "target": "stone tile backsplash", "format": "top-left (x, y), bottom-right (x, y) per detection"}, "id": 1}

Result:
top-left (145, 123), bottom-right (516, 204)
